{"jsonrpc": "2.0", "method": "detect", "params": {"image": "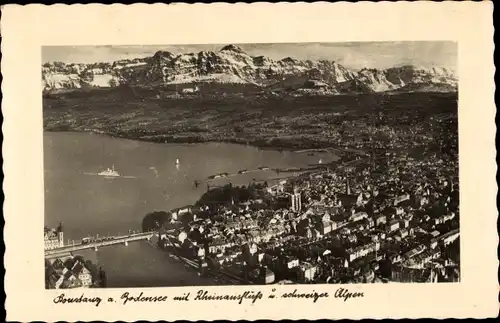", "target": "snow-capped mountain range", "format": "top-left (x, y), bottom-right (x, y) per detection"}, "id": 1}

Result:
top-left (42, 44), bottom-right (457, 95)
